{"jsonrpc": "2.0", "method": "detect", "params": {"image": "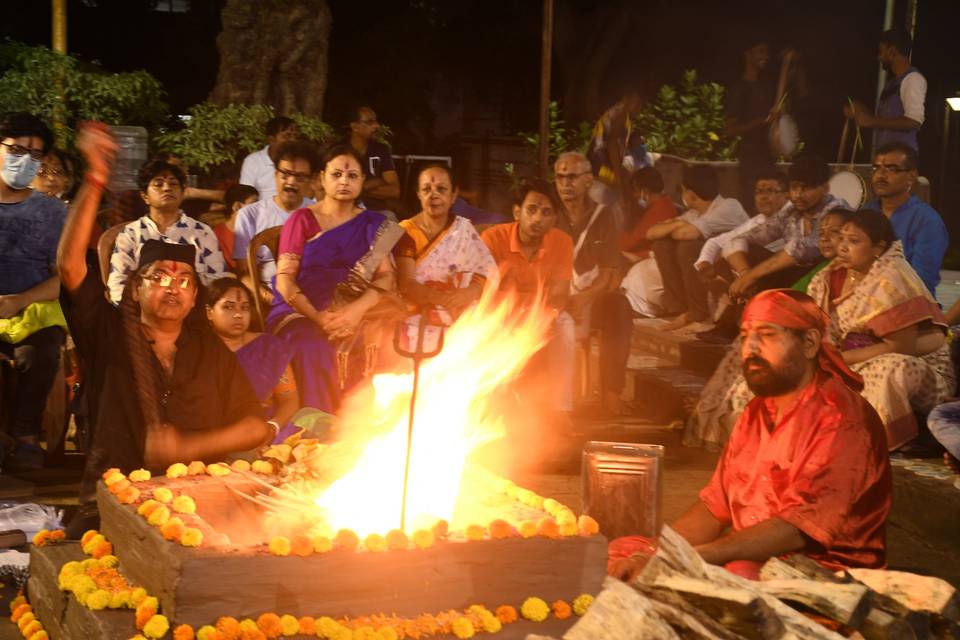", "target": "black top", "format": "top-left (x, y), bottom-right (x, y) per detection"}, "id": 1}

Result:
top-left (61, 272), bottom-right (263, 500)
top-left (725, 76), bottom-right (776, 162)
top-left (556, 204), bottom-right (623, 276)
top-left (356, 139), bottom-right (396, 212)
